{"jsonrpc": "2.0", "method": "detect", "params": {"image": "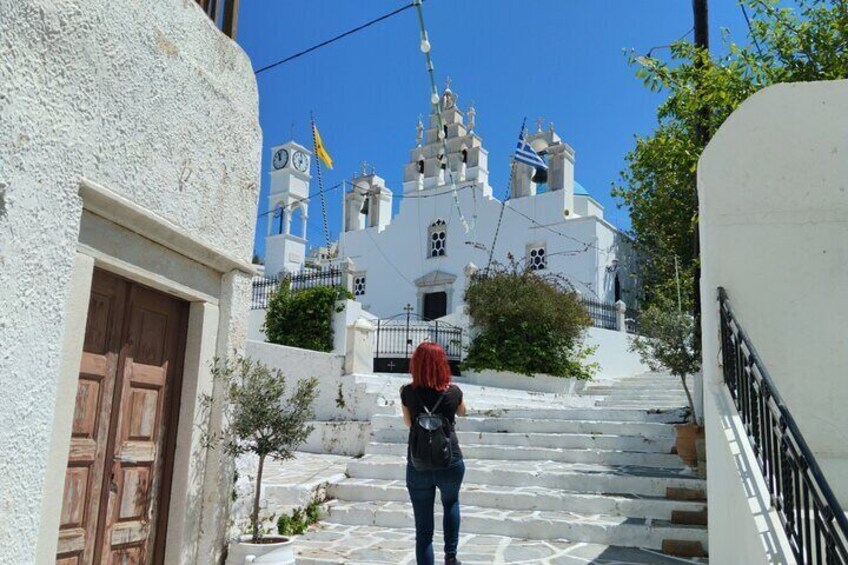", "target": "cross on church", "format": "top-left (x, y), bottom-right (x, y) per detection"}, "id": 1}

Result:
top-left (445, 76), bottom-right (452, 90)
top-left (386, 360), bottom-right (396, 370)
top-left (536, 117), bottom-right (544, 132)
top-left (361, 161), bottom-right (369, 176)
